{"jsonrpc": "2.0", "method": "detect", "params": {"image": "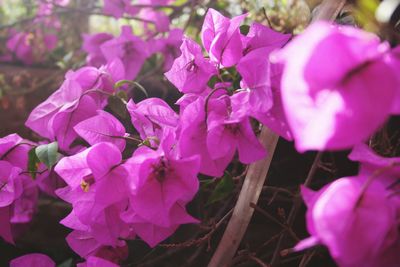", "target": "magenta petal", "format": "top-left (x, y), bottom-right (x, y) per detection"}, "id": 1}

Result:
top-left (275, 22), bottom-right (398, 151)
top-left (66, 230), bottom-right (102, 258)
top-left (25, 79), bottom-right (83, 139)
top-left (10, 253), bottom-right (55, 267)
top-left (86, 143), bottom-right (122, 179)
top-left (164, 37), bottom-right (216, 93)
top-left (74, 110), bottom-right (126, 151)
top-left (54, 149), bottom-right (91, 189)
top-left (52, 95), bottom-right (98, 151)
